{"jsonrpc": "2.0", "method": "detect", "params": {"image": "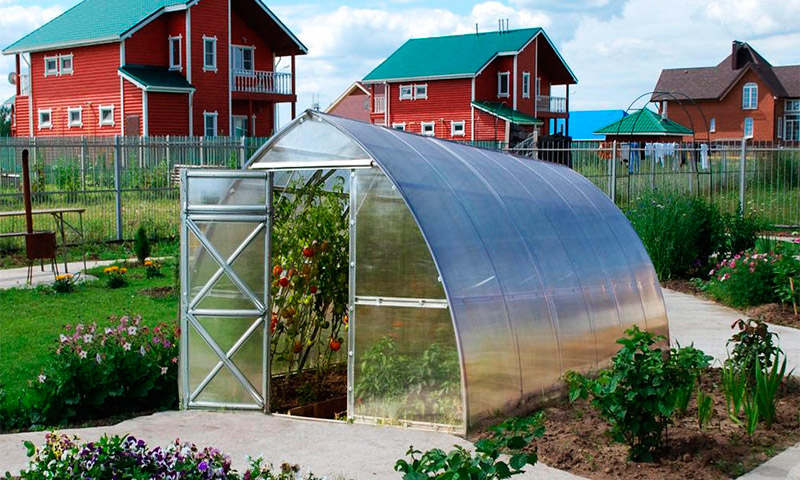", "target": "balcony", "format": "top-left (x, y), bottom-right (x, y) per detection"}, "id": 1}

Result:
top-left (536, 95), bottom-right (567, 114)
top-left (231, 70), bottom-right (293, 96)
